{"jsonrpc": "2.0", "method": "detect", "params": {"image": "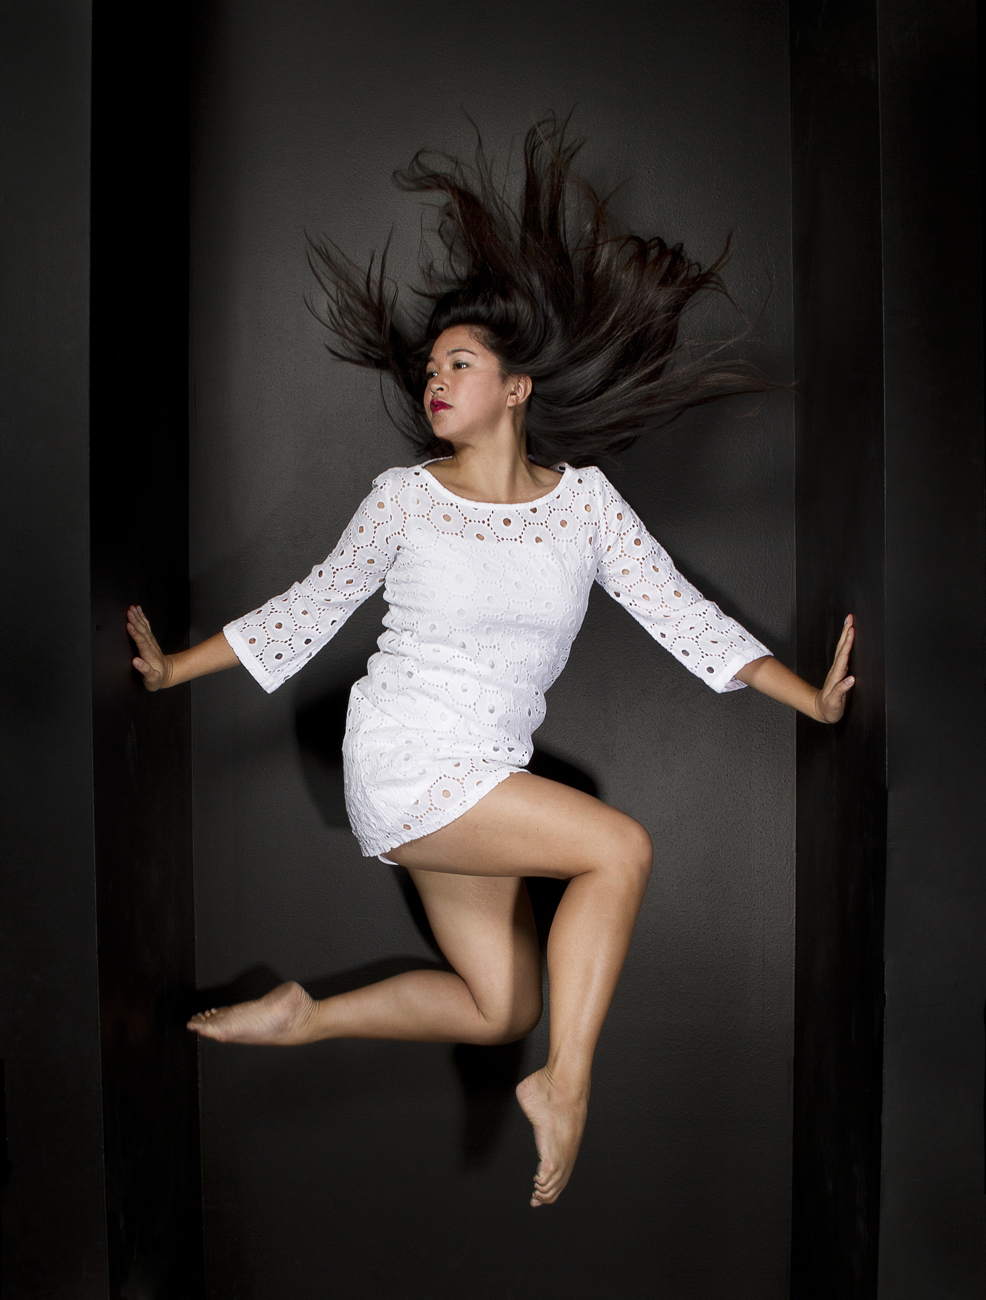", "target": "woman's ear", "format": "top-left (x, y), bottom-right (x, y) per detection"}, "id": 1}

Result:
top-left (506, 374), bottom-right (533, 407)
